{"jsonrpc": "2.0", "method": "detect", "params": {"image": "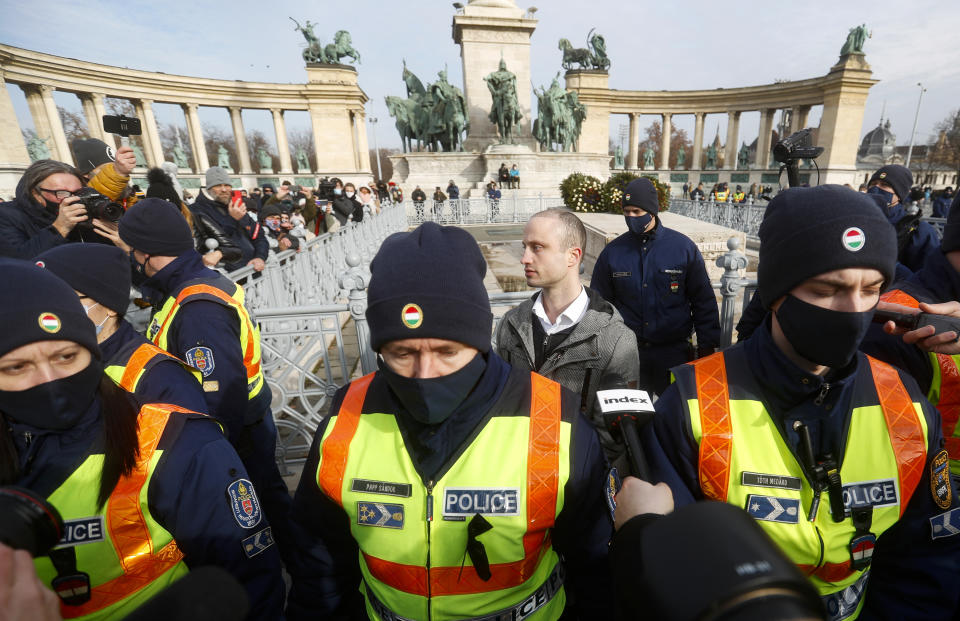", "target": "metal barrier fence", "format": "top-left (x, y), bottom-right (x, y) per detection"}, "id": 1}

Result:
top-left (405, 194), bottom-right (564, 227)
